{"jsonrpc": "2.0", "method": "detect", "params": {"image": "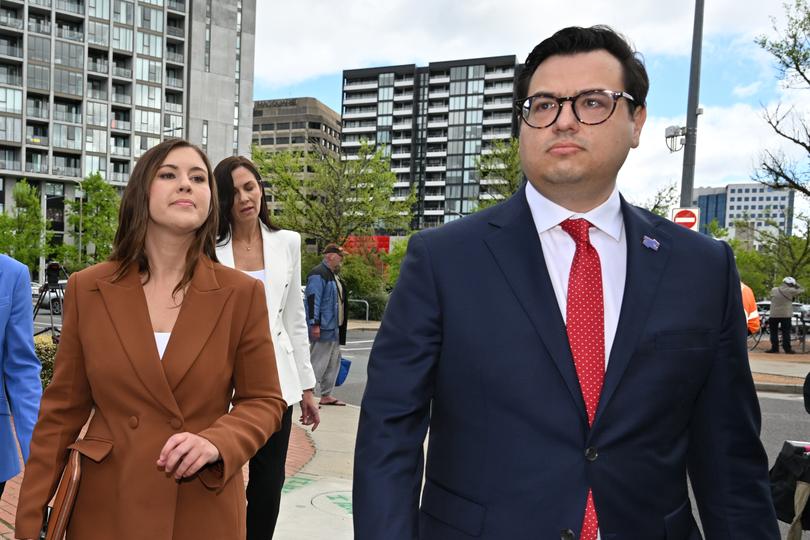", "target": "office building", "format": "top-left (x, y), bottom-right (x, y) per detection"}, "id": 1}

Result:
top-left (252, 97), bottom-right (340, 157)
top-left (341, 56), bottom-right (517, 229)
top-left (0, 0), bottom-right (256, 246)
top-left (693, 182), bottom-right (795, 241)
